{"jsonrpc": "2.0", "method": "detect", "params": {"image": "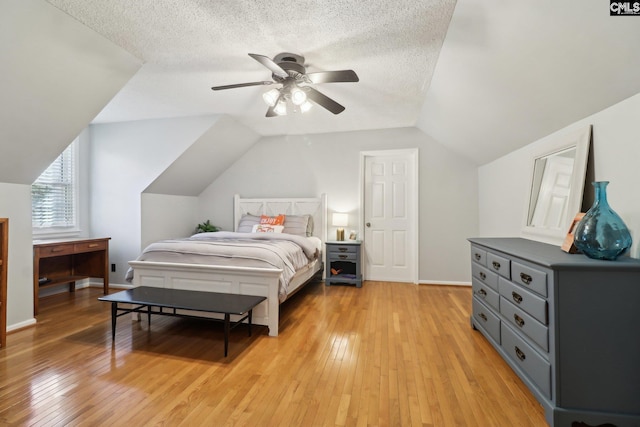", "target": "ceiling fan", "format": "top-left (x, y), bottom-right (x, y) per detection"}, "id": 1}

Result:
top-left (211, 53), bottom-right (359, 117)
